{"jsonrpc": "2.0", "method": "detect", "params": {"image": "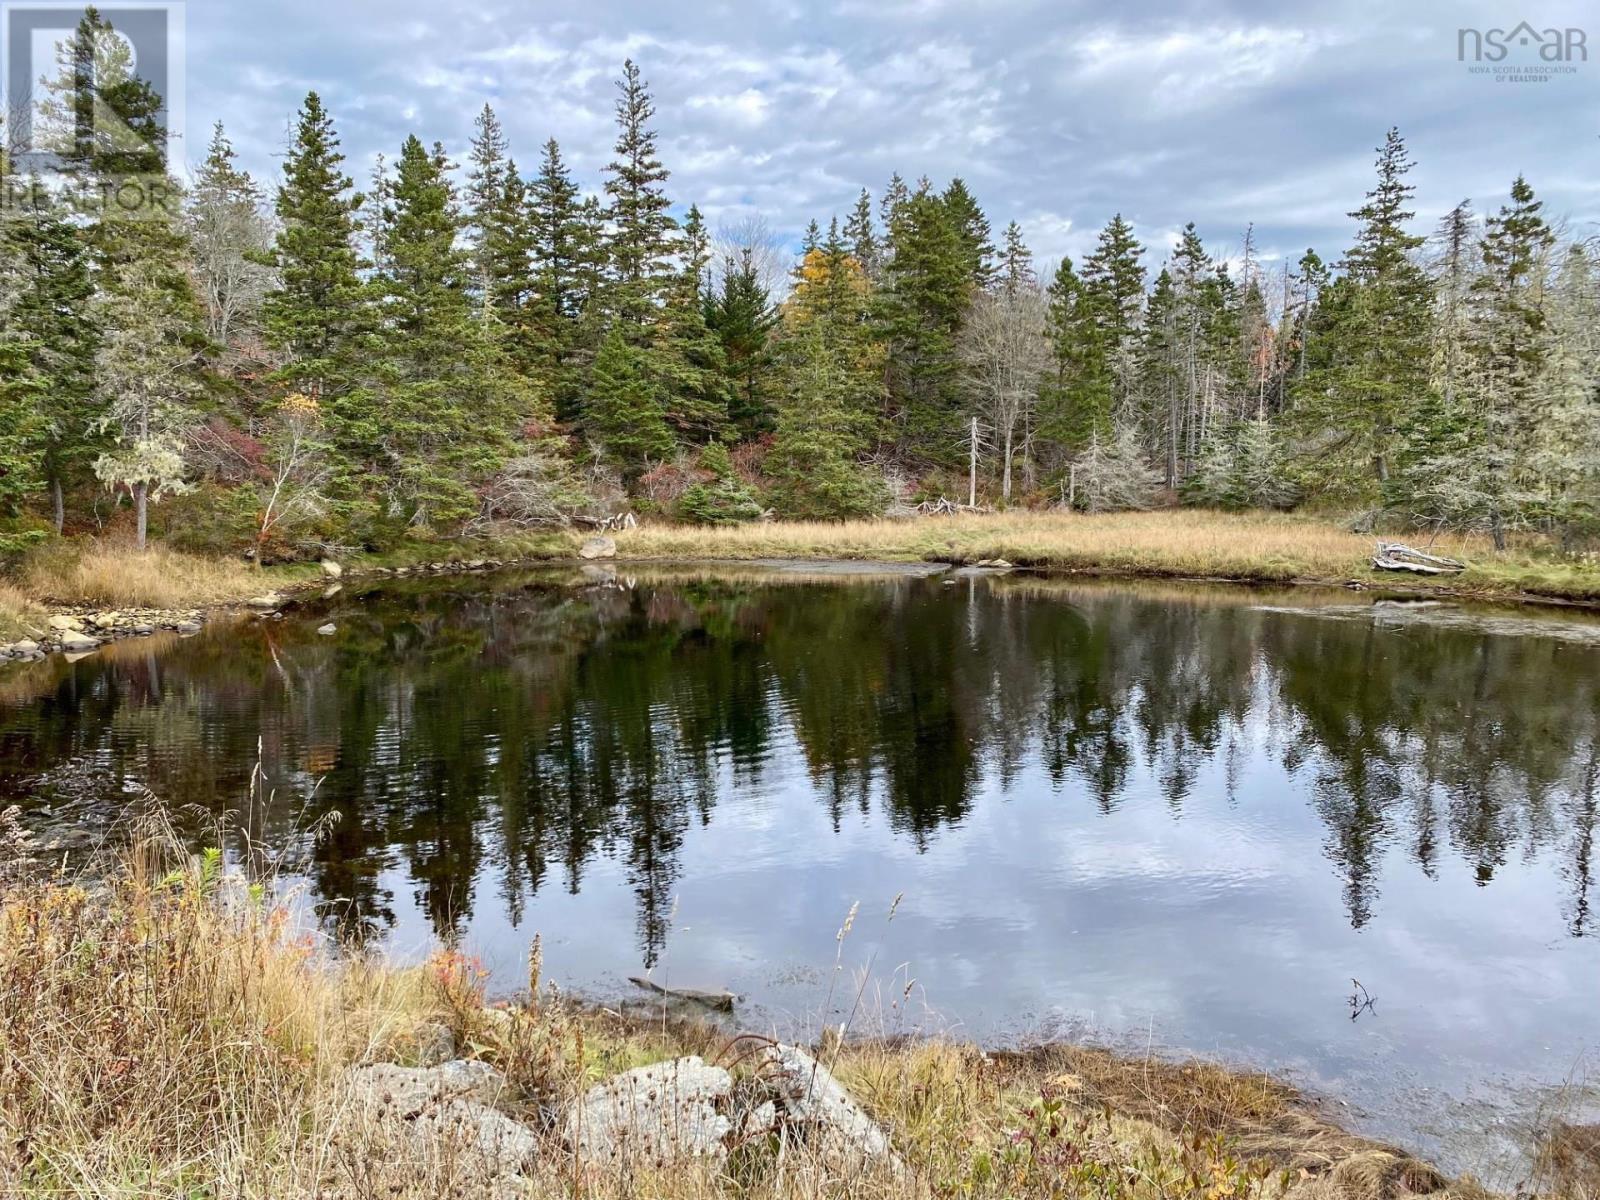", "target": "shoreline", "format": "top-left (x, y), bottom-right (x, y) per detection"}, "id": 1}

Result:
top-left (8, 505), bottom-right (1600, 667)
top-left (7, 548), bottom-right (1600, 668)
